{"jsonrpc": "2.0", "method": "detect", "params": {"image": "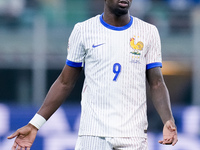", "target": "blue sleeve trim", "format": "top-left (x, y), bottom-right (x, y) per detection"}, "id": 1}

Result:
top-left (66, 60), bottom-right (83, 67)
top-left (146, 62), bottom-right (162, 70)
